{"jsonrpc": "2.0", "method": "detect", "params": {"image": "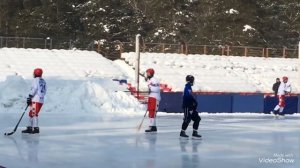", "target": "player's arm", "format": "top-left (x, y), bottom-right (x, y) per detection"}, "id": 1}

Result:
top-left (29, 79), bottom-right (38, 96)
top-left (285, 84), bottom-right (292, 94)
top-left (26, 79), bottom-right (38, 105)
